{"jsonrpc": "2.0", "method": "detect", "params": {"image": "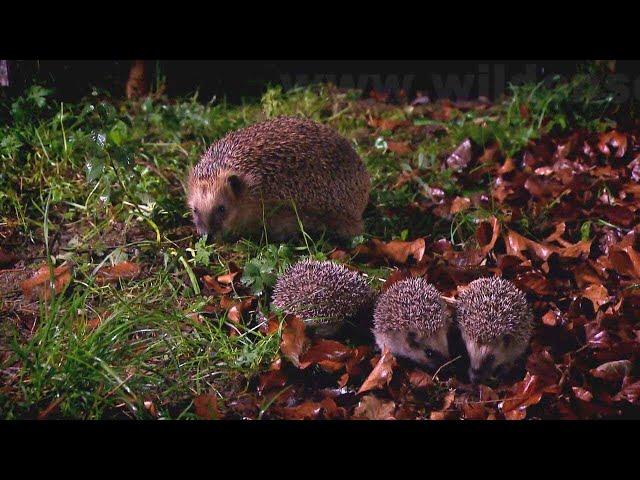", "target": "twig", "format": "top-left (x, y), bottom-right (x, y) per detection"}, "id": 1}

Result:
top-left (433, 355), bottom-right (462, 381)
